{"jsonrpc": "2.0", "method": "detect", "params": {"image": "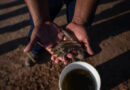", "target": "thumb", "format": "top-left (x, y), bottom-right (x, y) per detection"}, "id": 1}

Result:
top-left (24, 38), bottom-right (37, 53)
top-left (83, 40), bottom-right (94, 55)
